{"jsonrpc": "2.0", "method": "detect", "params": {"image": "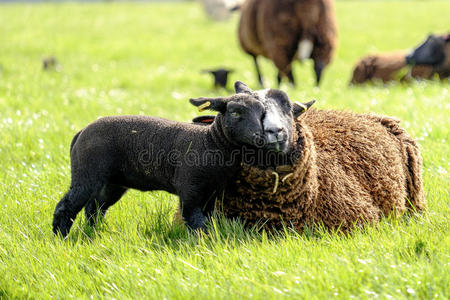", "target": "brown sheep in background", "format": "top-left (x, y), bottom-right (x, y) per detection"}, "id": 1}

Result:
top-left (221, 108), bottom-right (425, 232)
top-left (350, 51), bottom-right (435, 85)
top-left (351, 34), bottom-right (450, 85)
top-left (350, 51), bottom-right (406, 84)
top-left (238, 0), bottom-right (337, 86)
